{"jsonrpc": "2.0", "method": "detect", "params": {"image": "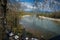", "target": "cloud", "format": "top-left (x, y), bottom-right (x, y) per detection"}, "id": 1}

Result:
top-left (20, 2), bottom-right (53, 12)
top-left (16, 0), bottom-right (19, 2)
top-left (20, 2), bottom-right (36, 9)
top-left (9, 0), bottom-right (60, 12)
top-left (19, 0), bottom-right (60, 12)
top-left (20, 2), bottom-right (37, 11)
